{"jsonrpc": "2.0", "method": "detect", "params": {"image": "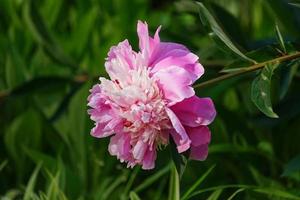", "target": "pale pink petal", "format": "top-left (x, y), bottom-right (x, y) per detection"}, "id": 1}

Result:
top-left (171, 96), bottom-right (216, 127)
top-left (137, 20), bottom-right (150, 59)
top-left (105, 40), bottom-right (136, 83)
top-left (165, 107), bottom-right (191, 153)
top-left (108, 133), bottom-right (131, 162)
top-left (190, 144), bottom-right (209, 161)
top-left (185, 126), bottom-right (211, 147)
top-left (132, 140), bottom-right (148, 162)
top-left (153, 65), bottom-right (195, 105)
